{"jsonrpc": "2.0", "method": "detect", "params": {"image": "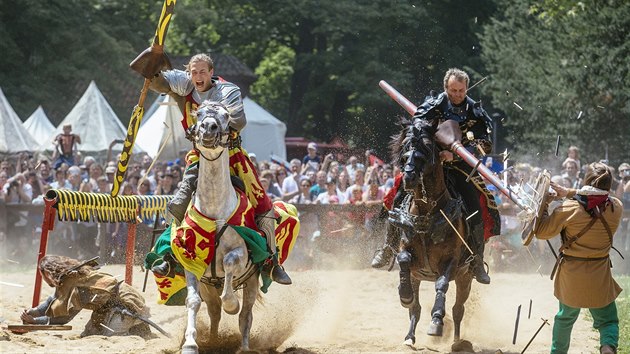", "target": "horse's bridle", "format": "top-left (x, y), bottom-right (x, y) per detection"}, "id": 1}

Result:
top-left (401, 124), bottom-right (449, 212)
top-left (191, 103), bottom-right (232, 161)
top-left (194, 141), bottom-right (225, 162)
